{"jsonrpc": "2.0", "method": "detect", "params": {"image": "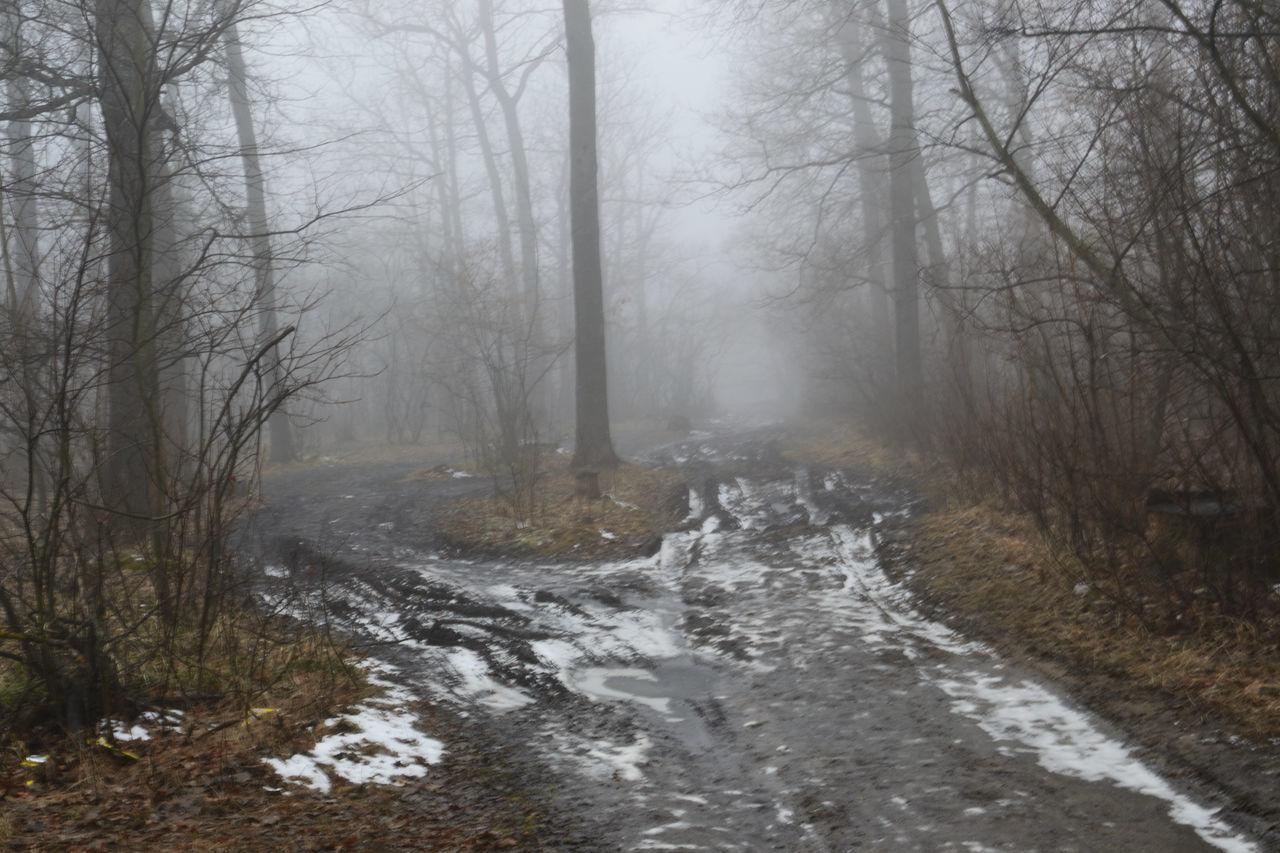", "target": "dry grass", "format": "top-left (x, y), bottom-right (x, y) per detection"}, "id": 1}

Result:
top-left (0, 652), bottom-right (405, 851)
top-left (783, 418), bottom-right (908, 472)
top-left (903, 503), bottom-right (1280, 739)
top-left (0, 556), bottom-right (364, 748)
top-left (439, 457), bottom-right (687, 561)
